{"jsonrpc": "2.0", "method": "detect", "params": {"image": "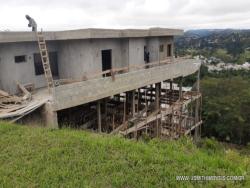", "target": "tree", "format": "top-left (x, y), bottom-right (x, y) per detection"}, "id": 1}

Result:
top-left (201, 76), bottom-right (250, 145)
